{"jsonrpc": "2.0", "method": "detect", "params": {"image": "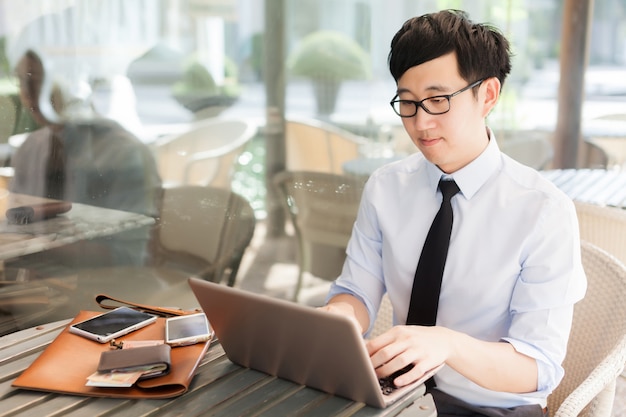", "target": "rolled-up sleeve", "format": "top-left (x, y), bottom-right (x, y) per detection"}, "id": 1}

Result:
top-left (504, 196), bottom-right (587, 395)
